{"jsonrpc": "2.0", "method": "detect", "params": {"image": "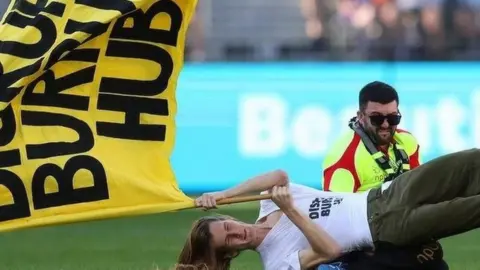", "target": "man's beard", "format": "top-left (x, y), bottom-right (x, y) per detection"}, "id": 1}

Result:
top-left (372, 127), bottom-right (394, 145)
